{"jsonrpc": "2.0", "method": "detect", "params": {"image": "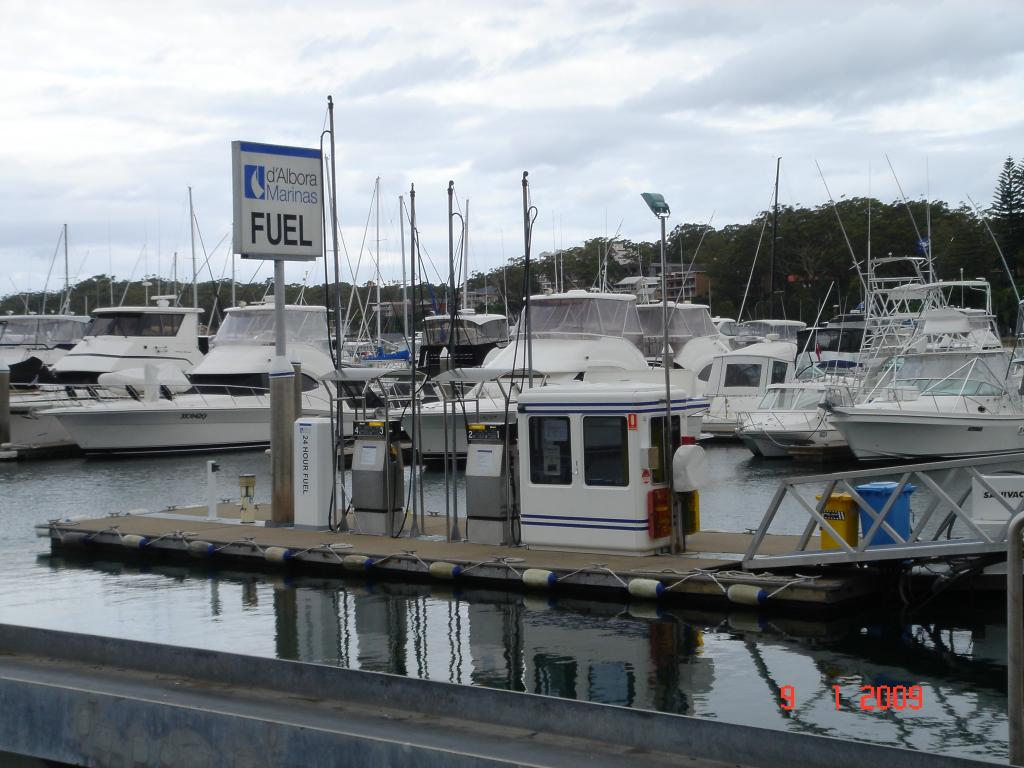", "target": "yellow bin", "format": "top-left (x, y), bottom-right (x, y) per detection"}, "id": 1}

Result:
top-left (816, 492), bottom-right (859, 549)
